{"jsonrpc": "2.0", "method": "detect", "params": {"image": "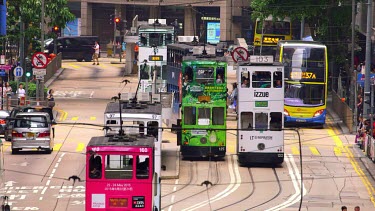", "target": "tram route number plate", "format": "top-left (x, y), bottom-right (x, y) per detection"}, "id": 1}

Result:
top-left (249, 55), bottom-right (273, 64)
top-left (132, 196), bottom-right (145, 208)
